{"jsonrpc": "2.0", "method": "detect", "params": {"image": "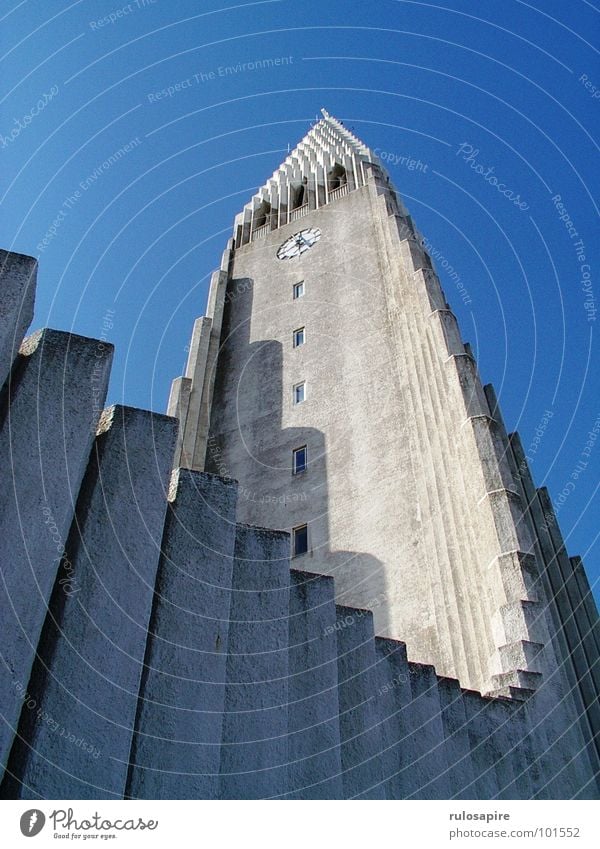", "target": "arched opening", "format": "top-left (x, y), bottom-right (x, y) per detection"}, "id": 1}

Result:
top-left (327, 162), bottom-right (347, 193)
